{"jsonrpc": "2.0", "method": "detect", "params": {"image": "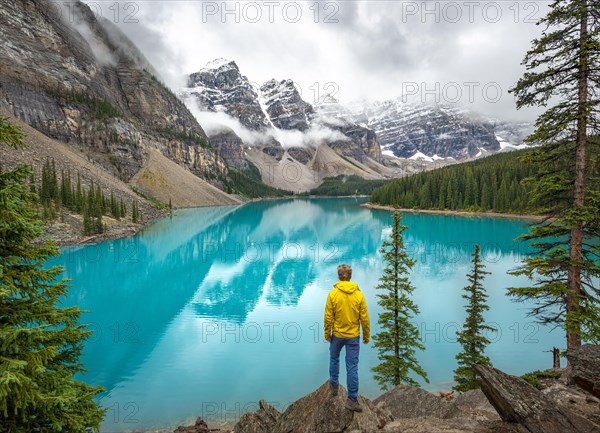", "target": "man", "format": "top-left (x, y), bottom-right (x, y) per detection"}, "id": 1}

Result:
top-left (324, 264), bottom-right (370, 412)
